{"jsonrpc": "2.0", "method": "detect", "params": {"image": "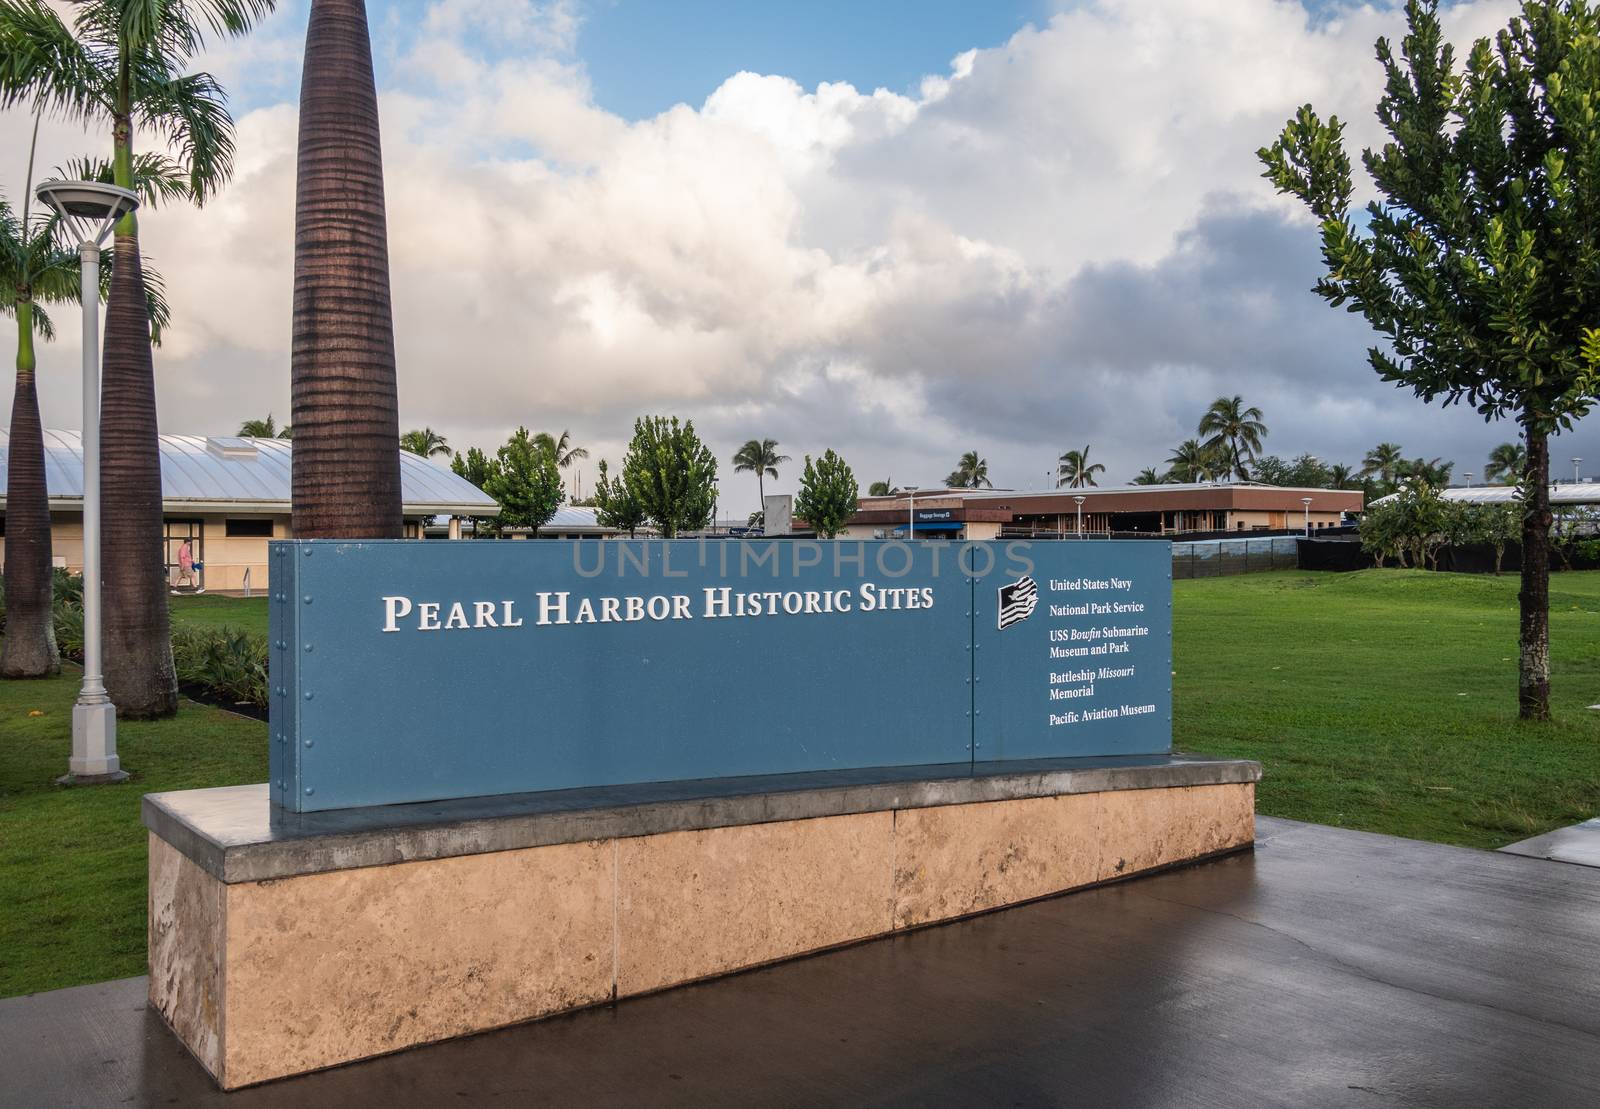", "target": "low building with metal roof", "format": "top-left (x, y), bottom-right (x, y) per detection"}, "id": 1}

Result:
top-left (0, 431), bottom-right (498, 592)
top-left (844, 482), bottom-right (1364, 540)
